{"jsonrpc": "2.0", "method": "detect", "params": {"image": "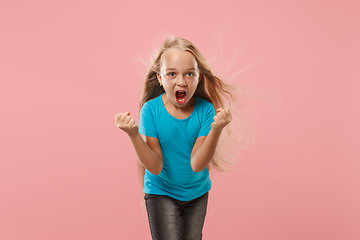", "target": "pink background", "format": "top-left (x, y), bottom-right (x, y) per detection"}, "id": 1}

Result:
top-left (1, 0), bottom-right (359, 239)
